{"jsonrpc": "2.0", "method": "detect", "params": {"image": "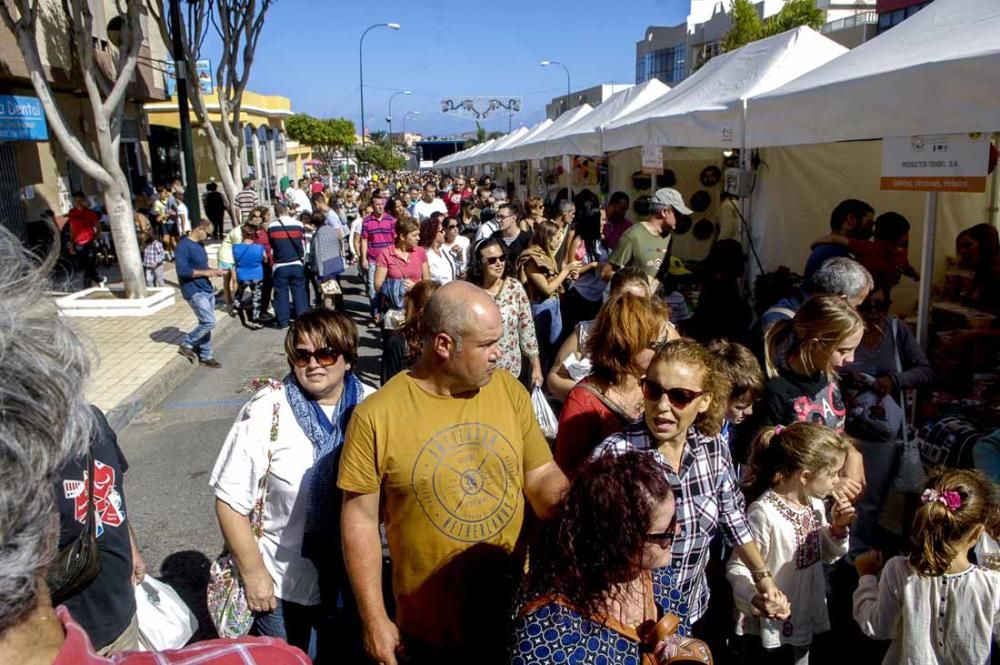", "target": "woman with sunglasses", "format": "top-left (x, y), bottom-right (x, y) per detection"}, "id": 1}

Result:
top-left (467, 237), bottom-right (543, 387)
top-left (512, 451), bottom-right (679, 664)
top-left (210, 309), bottom-right (375, 660)
top-left (595, 339), bottom-right (790, 636)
